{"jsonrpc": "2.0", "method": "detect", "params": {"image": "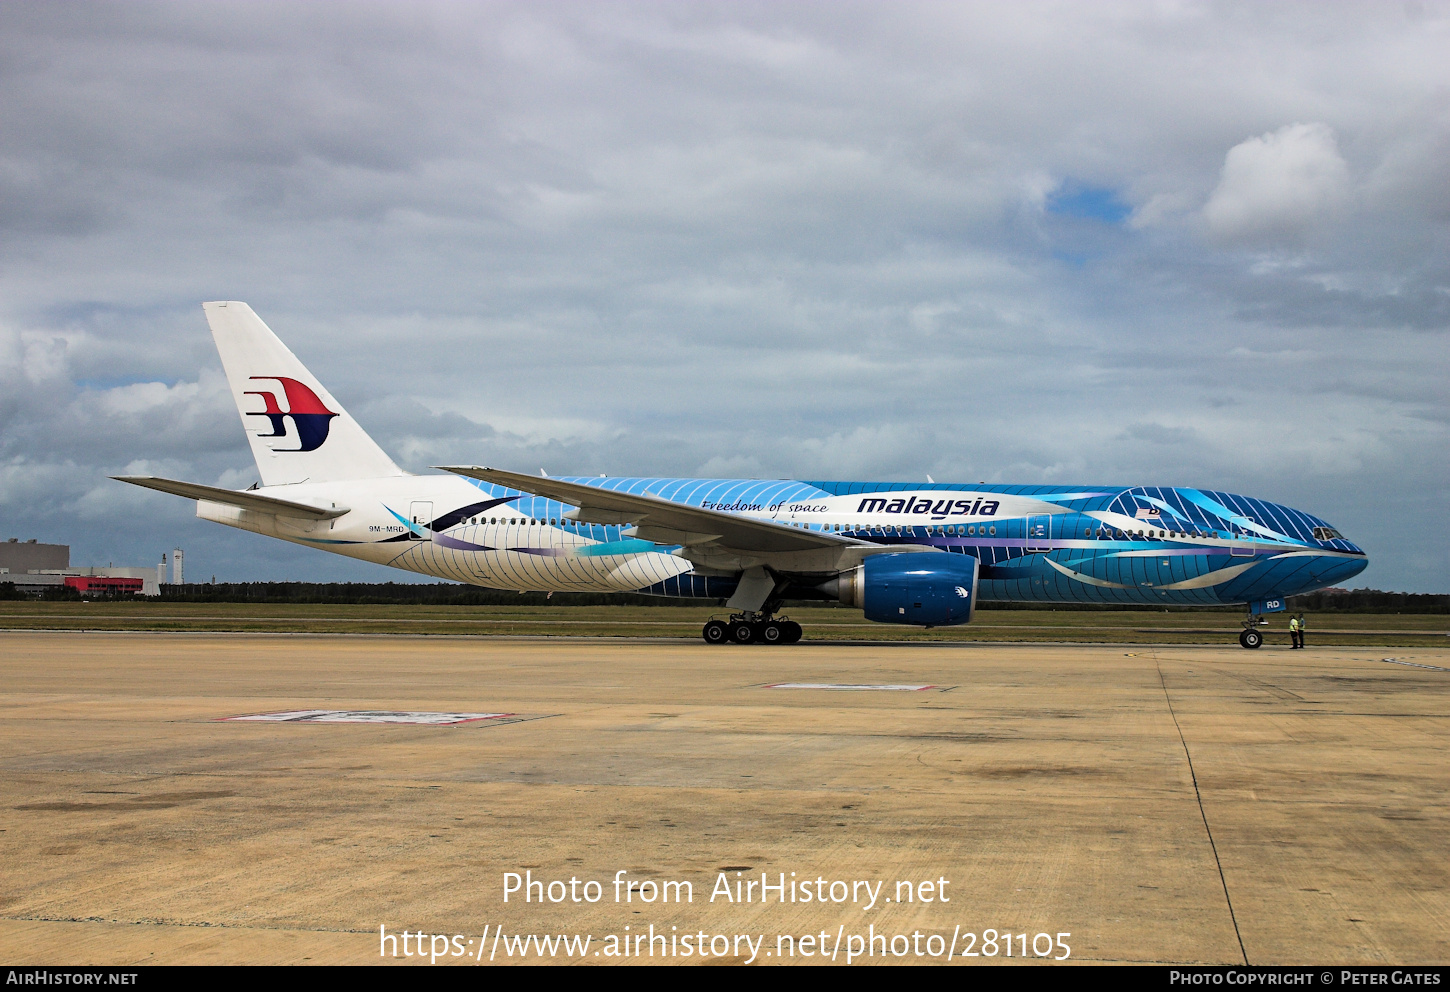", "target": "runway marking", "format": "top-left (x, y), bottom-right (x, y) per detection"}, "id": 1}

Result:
top-left (219, 710), bottom-right (514, 725)
top-left (1380, 658), bottom-right (1450, 671)
top-left (763, 683), bottom-right (938, 691)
